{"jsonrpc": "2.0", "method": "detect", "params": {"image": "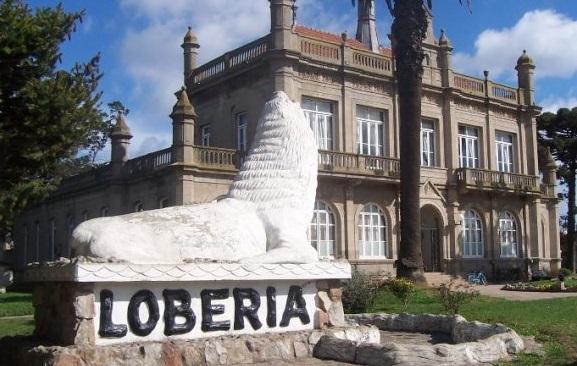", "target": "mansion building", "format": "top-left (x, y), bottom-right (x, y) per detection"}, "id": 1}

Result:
top-left (14, 0), bottom-right (561, 279)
